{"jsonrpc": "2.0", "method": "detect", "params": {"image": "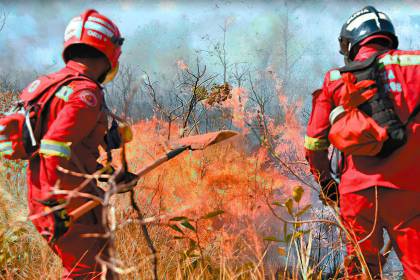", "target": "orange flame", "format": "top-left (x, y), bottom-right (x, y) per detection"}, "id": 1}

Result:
top-left (176, 59), bottom-right (189, 70)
